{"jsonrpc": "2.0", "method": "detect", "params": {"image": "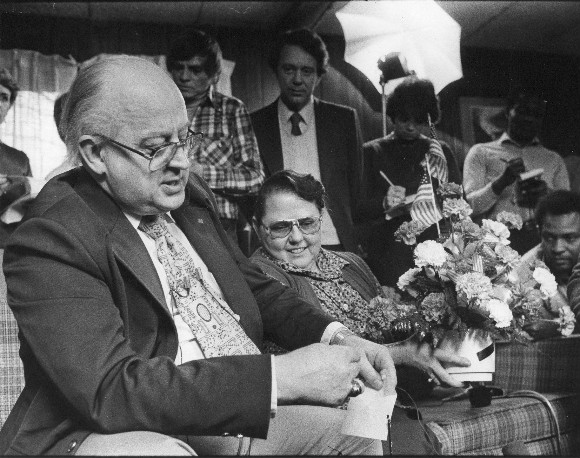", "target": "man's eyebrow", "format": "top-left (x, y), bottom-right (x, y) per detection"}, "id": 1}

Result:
top-left (139, 126), bottom-right (190, 145)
